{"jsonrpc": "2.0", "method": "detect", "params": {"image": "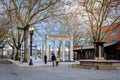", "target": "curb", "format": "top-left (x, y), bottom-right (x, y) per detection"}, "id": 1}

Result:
top-left (7, 59), bottom-right (79, 68)
top-left (7, 59), bottom-right (19, 66)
